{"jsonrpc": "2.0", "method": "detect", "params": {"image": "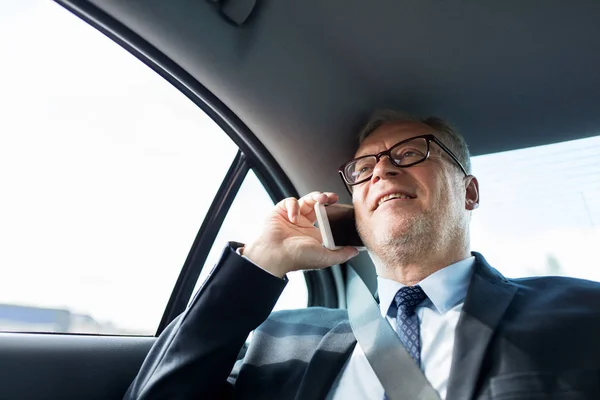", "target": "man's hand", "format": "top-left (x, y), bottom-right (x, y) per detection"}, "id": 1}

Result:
top-left (242, 192), bottom-right (360, 277)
